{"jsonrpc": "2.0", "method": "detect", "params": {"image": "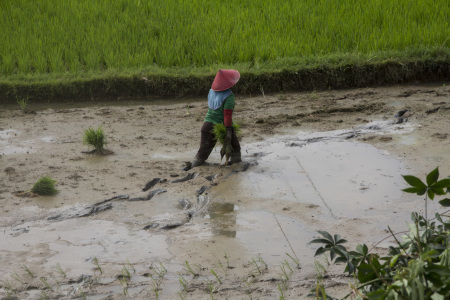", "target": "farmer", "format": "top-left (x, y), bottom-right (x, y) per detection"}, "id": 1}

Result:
top-left (189, 69), bottom-right (241, 168)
